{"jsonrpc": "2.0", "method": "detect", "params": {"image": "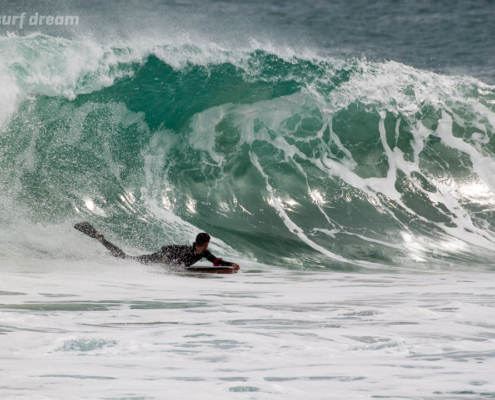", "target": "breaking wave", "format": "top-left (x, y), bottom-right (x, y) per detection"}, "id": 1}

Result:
top-left (2, 33), bottom-right (495, 270)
